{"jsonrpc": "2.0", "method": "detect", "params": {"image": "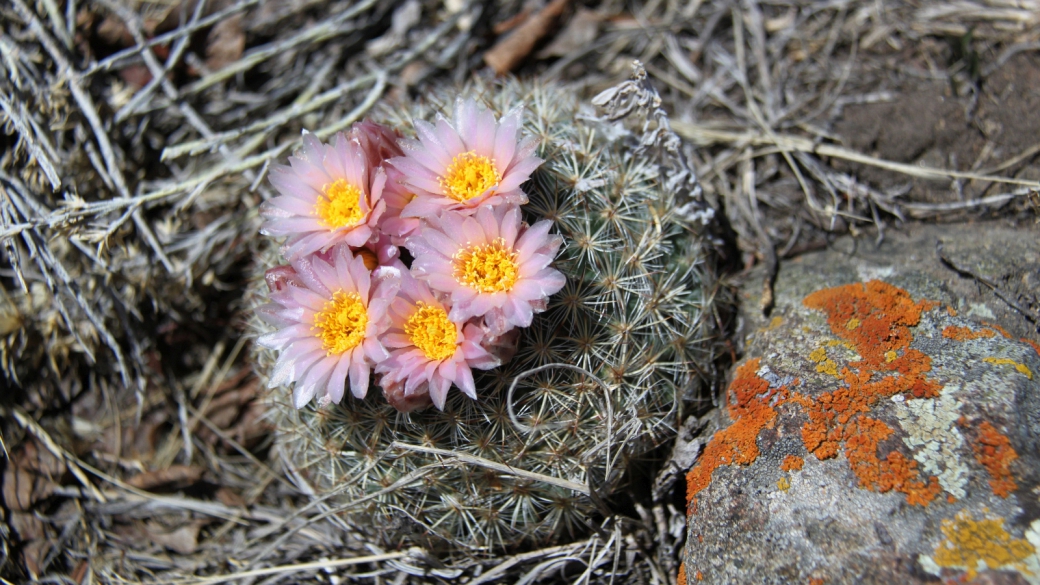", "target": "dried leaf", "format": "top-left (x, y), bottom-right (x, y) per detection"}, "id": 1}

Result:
top-left (9, 512), bottom-right (49, 578)
top-left (492, 9), bottom-right (532, 34)
top-left (144, 521), bottom-right (201, 555)
top-left (3, 466), bottom-right (36, 512)
top-left (118, 64), bottom-right (154, 89)
top-left (97, 14), bottom-right (134, 46)
top-left (70, 560), bottom-right (89, 584)
top-left (2, 439), bottom-right (64, 512)
top-left (537, 8), bottom-right (605, 59)
top-left (21, 539), bottom-right (48, 578)
top-left (196, 376), bottom-right (269, 450)
top-left (483, 0), bottom-right (571, 75)
top-left (205, 15), bottom-right (245, 71)
top-left (97, 408), bottom-right (166, 461)
top-left (215, 486), bottom-right (246, 507)
top-left (127, 465), bottom-right (204, 491)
